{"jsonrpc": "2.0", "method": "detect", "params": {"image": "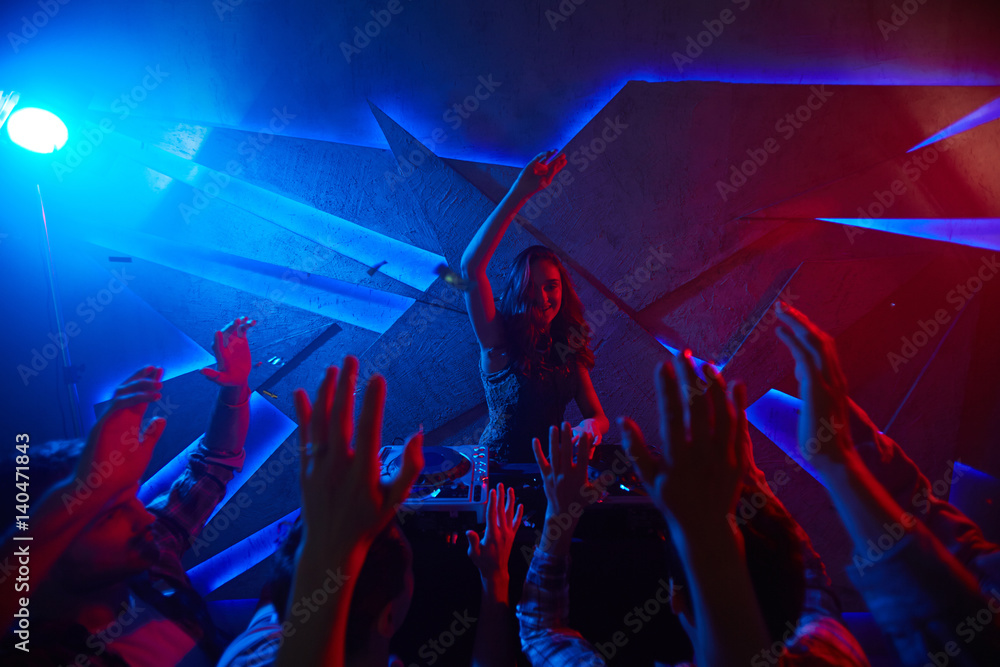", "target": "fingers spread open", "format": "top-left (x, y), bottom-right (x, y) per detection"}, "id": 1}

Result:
top-left (655, 360), bottom-right (684, 462)
top-left (504, 484), bottom-right (515, 523)
top-left (311, 366), bottom-right (338, 459)
top-left (122, 366), bottom-right (157, 384)
top-left (775, 324), bottom-right (819, 381)
top-left (775, 304), bottom-right (826, 372)
top-left (677, 352), bottom-right (709, 447)
top-left (619, 417), bottom-right (660, 488)
top-left (388, 430), bottom-right (423, 509)
top-left (117, 378), bottom-right (163, 397)
top-left (293, 388), bottom-right (312, 489)
top-left (577, 430), bottom-right (595, 469)
top-left (533, 437), bottom-right (551, 475)
top-left (547, 426), bottom-right (561, 475)
top-left (200, 367), bottom-right (221, 381)
top-left (332, 356), bottom-right (359, 453)
top-left (731, 382), bottom-right (750, 471)
top-left (236, 317), bottom-right (257, 338)
top-left (560, 422), bottom-right (575, 472)
top-left (489, 486), bottom-right (499, 532)
top-left (293, 387), bottom-right (312, 448)
top-left (703, 365), bottom-right (733, 458)
top-left (466, 530), bottom-right (481, 558)
top-left (214, 330), bottom-right (225, 357)
top-left (355, 372), bottom-right (385, 480)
